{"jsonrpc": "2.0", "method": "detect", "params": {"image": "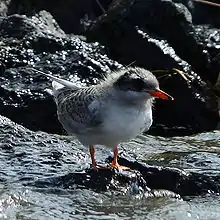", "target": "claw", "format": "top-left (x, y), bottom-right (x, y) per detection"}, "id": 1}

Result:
top-left (109, 146), bottom-right (131, 171)
top-left (89, 145), bottom-right (131, 172)
top-left (108, 162), bottom-right (131, 171)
